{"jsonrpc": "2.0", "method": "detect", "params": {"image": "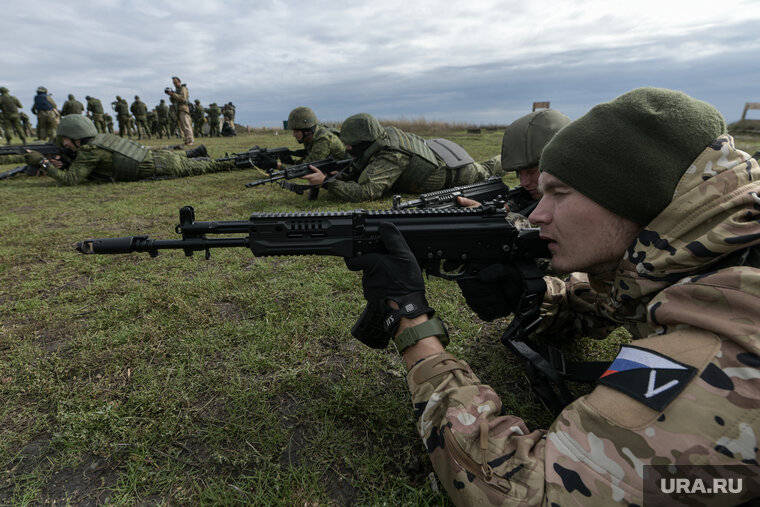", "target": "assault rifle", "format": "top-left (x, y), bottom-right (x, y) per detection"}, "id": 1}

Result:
top-left (217, 146), bottom-right (307, 171)
top-left (245, 157), bottom-right (354, 200)
top-left (392, 177), bottom-right (539, 216)
top-left (77, 205), bottom-right (549, 345)
top-left (0, 142), bottom-right (65, 158)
